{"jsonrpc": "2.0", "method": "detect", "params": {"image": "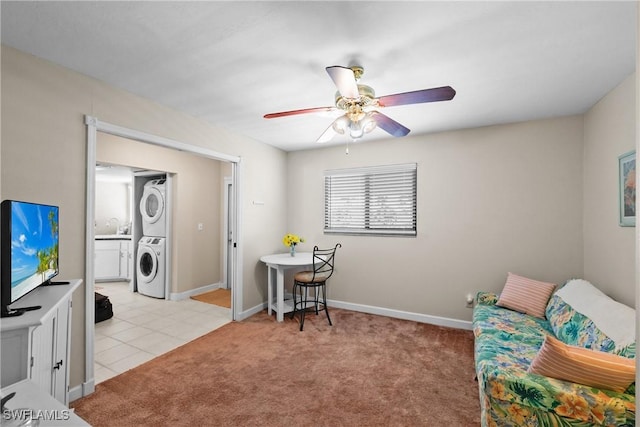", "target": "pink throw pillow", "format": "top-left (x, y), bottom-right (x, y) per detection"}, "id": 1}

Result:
top-left (496, 272), bottom-right (556, 318)
top-left (529, 335), bottom-right (636, 393)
